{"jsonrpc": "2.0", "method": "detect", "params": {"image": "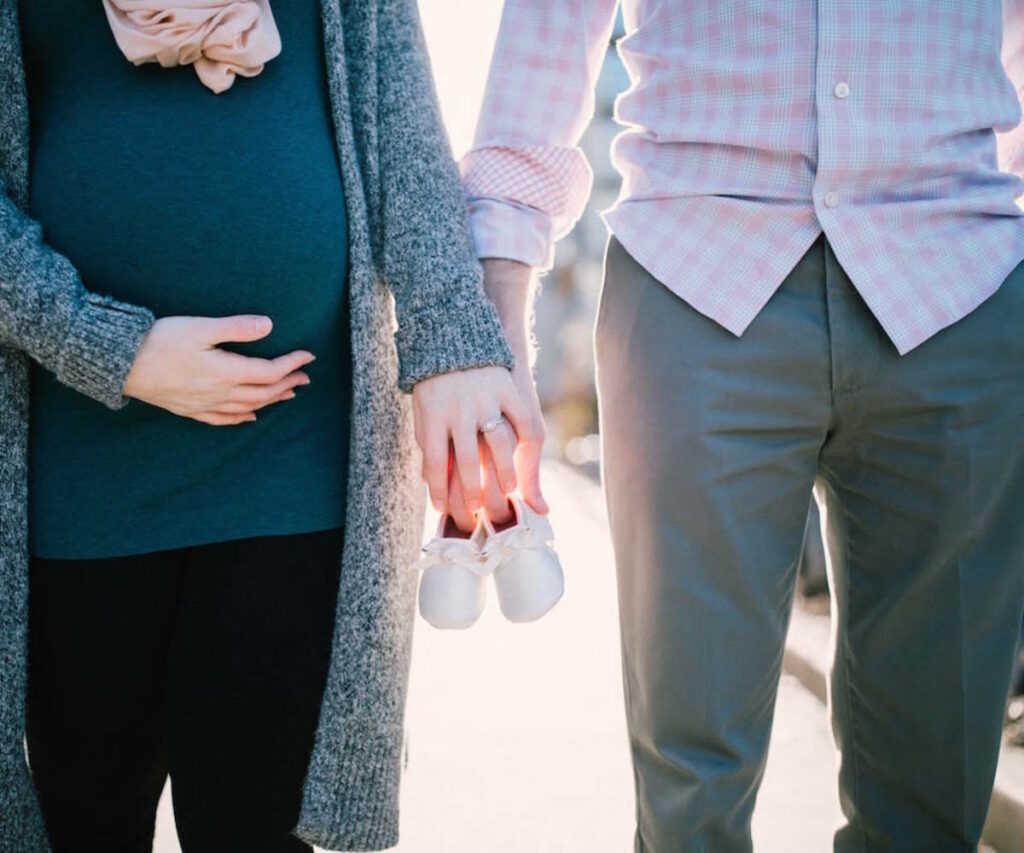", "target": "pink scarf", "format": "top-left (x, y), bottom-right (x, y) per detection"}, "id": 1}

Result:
top-left (101, 0), bottom-right (282, 94)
